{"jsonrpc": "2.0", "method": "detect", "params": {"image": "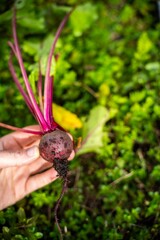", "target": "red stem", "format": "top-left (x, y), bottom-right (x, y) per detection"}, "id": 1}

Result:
top-left (12, 8), bottom-right (50, 132)
top-left (43, 10), bottom-right (72, 129)
top-left (0, 123), bottom-right (42, 135)
top-left (8, 53), bottom-right (36, 117)
top-left (37, 62), bottom-right (44, 113)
